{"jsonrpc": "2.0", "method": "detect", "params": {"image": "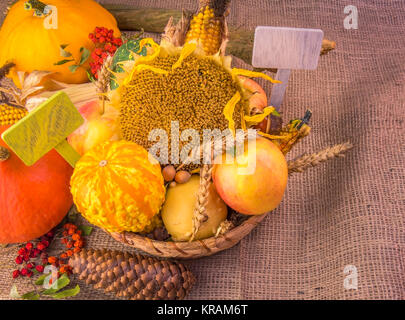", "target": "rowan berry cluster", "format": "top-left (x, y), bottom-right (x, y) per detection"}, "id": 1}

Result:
top-left (12, 231), bottom-right (55, 279)
top-left (47, 223), bottom-right (86, 275)
top-left (88, 27), bottom-right (122, 79)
